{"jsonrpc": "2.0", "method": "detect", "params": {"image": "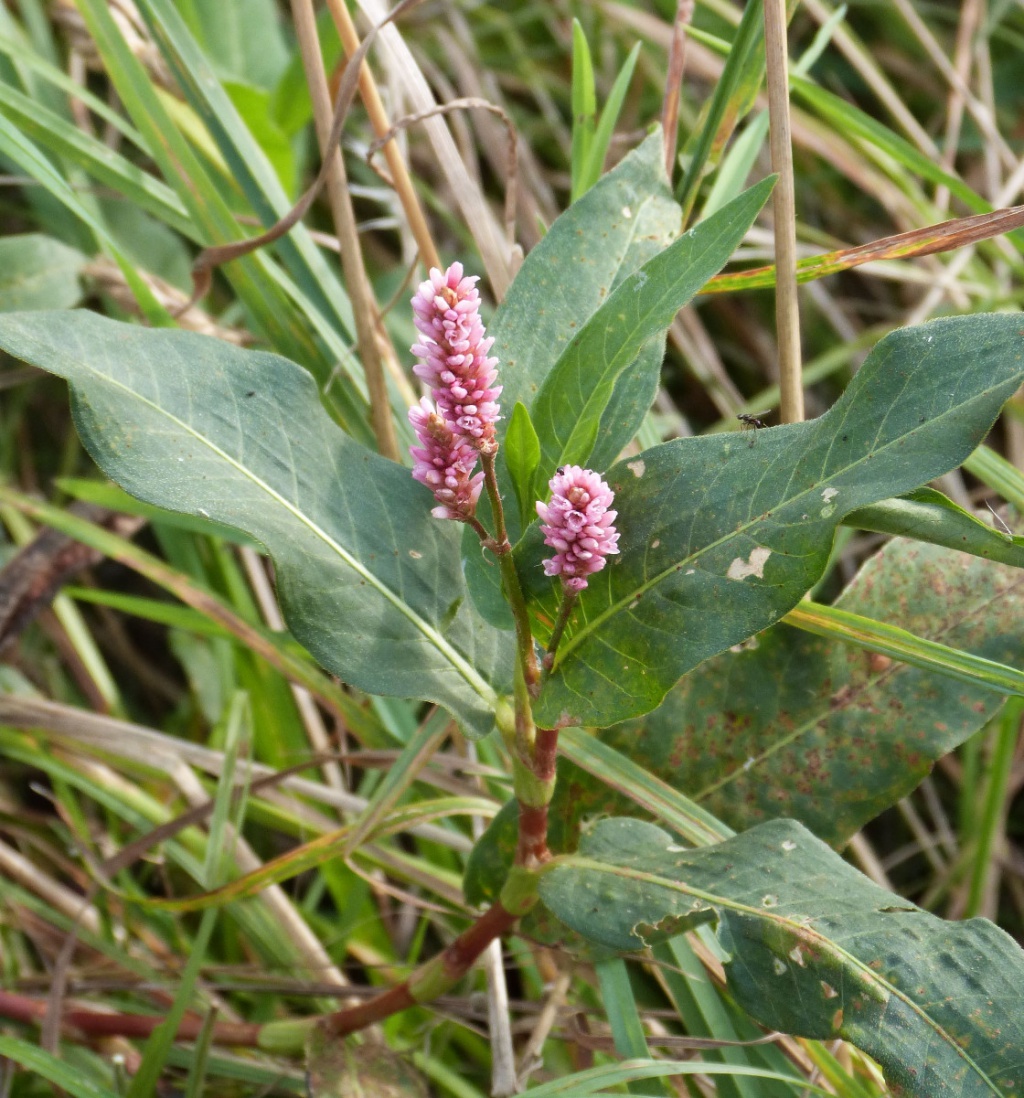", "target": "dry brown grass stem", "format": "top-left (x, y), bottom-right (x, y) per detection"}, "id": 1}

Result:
top-left (763, 0), bottom-right (803, 423)
top-left (323, 0), bottom-right (441, 272)
top-left (889, 0), bottom-right (1015, 176)
top-left (660, 0), bottom-right (695, 177)
top-left (351, 0), bottom-right (513, 296)
top-left (365, 98), bottom-right (518, 256)
top-left (934, 0), bottom-right (984, 213)
top-left (0, 837), bottom-right (102, 934)
top-left (290, 0), bottom-right (399, 461)
top-left (0, 694), bottom-right (473, 853)
top-left (800, 0), bottom-right (938, 158)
